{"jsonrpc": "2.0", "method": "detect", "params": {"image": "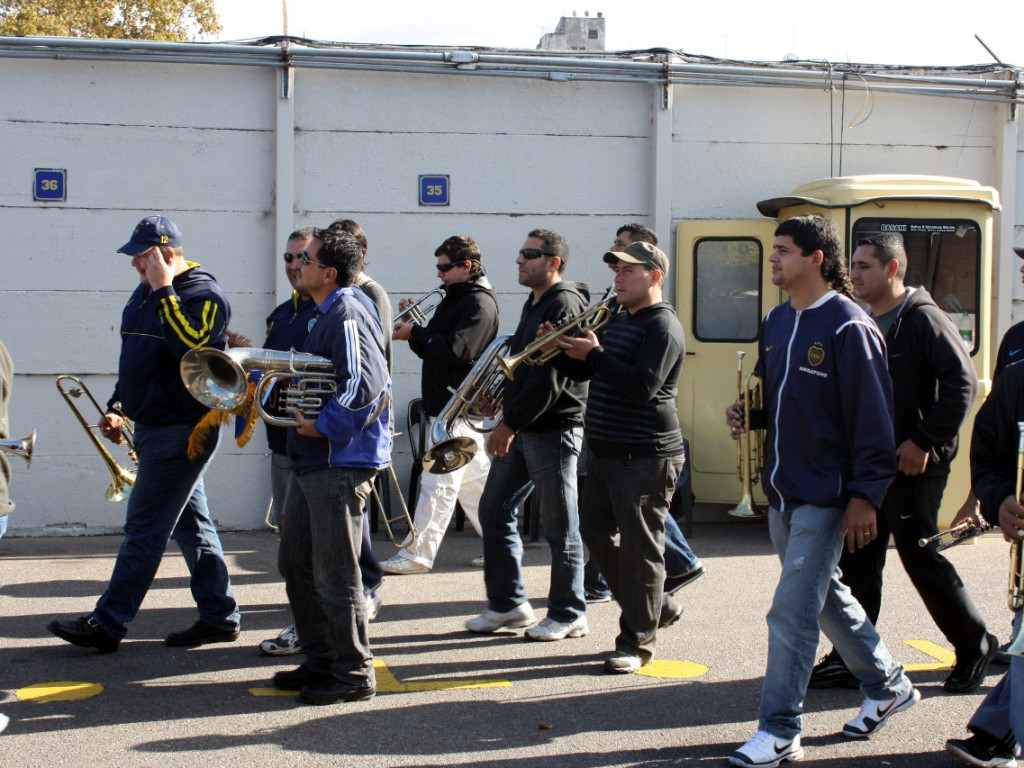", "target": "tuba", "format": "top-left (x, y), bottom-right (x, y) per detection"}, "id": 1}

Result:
top-left (394, 286), bottom-right (445, 326)
top-left (497, 290), bottom-right (618, 379)
top-left (422, 335), bottom-right (512, 474)
top-left (729, 351), bottom-right (766, 519)
top-left (180, 347), bottom-right (336, 427)
top-left (0, 430), bottom-right (35, 468)
top-left (56, 375), bottom-right (137, 502)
